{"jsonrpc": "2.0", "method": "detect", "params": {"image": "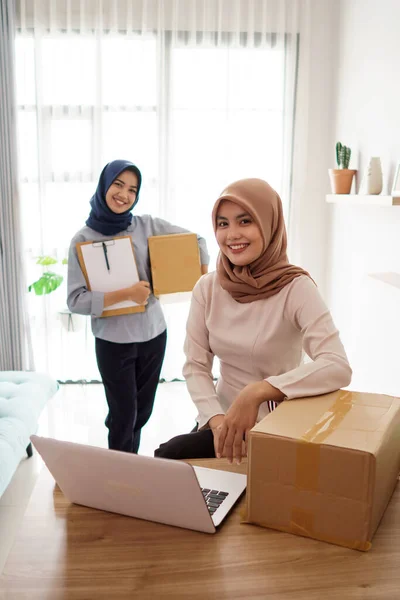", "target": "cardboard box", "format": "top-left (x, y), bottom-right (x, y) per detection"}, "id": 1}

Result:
top-left (246, 390), bottom-right (400, 551)
top-left (148, 233), bottom-right (202, 296)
